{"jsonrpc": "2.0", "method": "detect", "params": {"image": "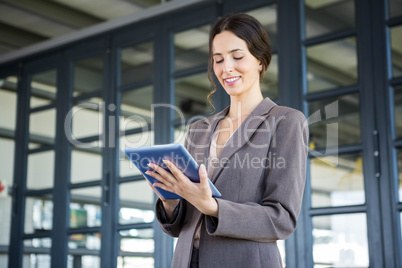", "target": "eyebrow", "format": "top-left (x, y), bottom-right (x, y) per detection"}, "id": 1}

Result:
top-left (213, 49), bottom-right (244, 56)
